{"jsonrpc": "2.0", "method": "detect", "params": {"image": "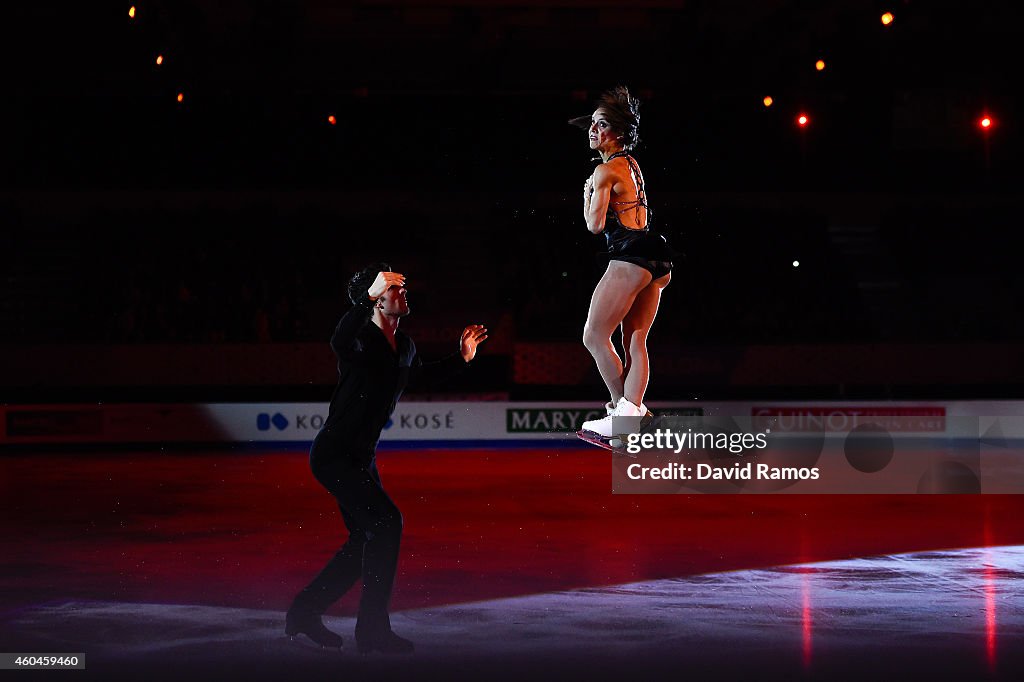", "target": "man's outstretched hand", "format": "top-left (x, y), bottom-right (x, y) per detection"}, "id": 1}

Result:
top-left (459, 324), bottom-right (488, 362)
